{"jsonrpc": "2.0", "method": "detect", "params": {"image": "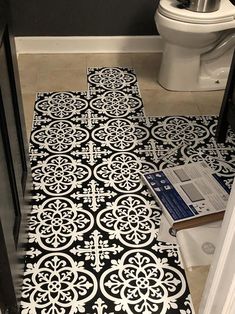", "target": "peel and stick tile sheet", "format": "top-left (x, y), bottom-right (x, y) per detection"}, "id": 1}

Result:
top-left (20, 67), bottom-right (235, 314)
